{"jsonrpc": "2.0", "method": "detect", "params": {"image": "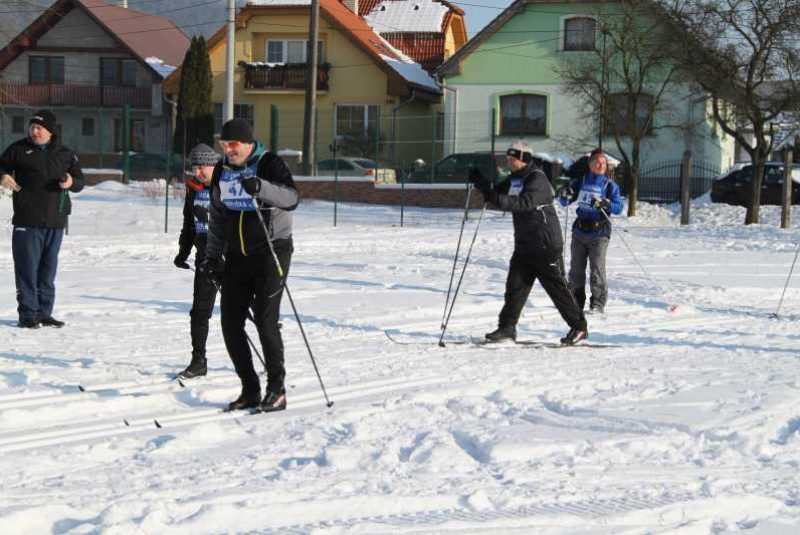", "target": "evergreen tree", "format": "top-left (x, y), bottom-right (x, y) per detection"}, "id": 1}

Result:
top-left (173, 36), bottom-right (215, 155)
top-left (194, 36), bottom-right (215, 147)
